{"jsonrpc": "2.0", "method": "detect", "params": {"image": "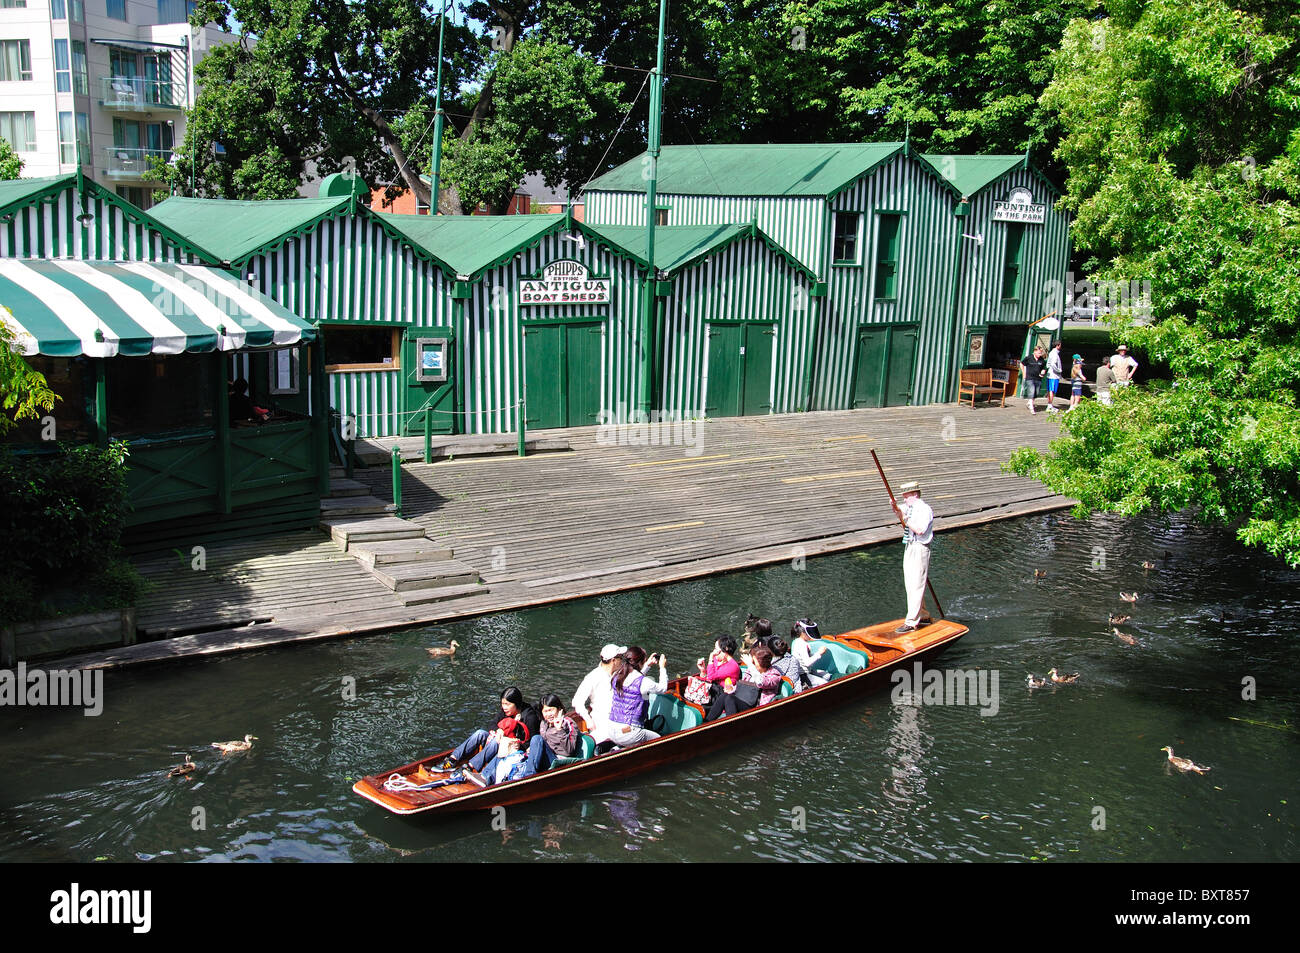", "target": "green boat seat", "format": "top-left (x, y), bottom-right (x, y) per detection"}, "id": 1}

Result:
top-left (646, 692), bottom-right (703, 735)
top-left (578, 733), bottom-right (596, 759)
top-left (816, 640), bottom-right (870, 679)
top-left (778, 677), bottom-right (796, 698)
